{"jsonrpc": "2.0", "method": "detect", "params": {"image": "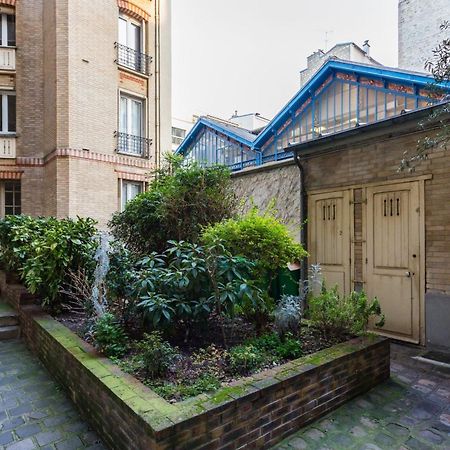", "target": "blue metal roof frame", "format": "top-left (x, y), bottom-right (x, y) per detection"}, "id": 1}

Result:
top-left (252, 59), bottom-right (446, 149)
top-left (176, 59), bottom-right (448, 156)
top-left (176, 117), bottom-right (256, 155)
